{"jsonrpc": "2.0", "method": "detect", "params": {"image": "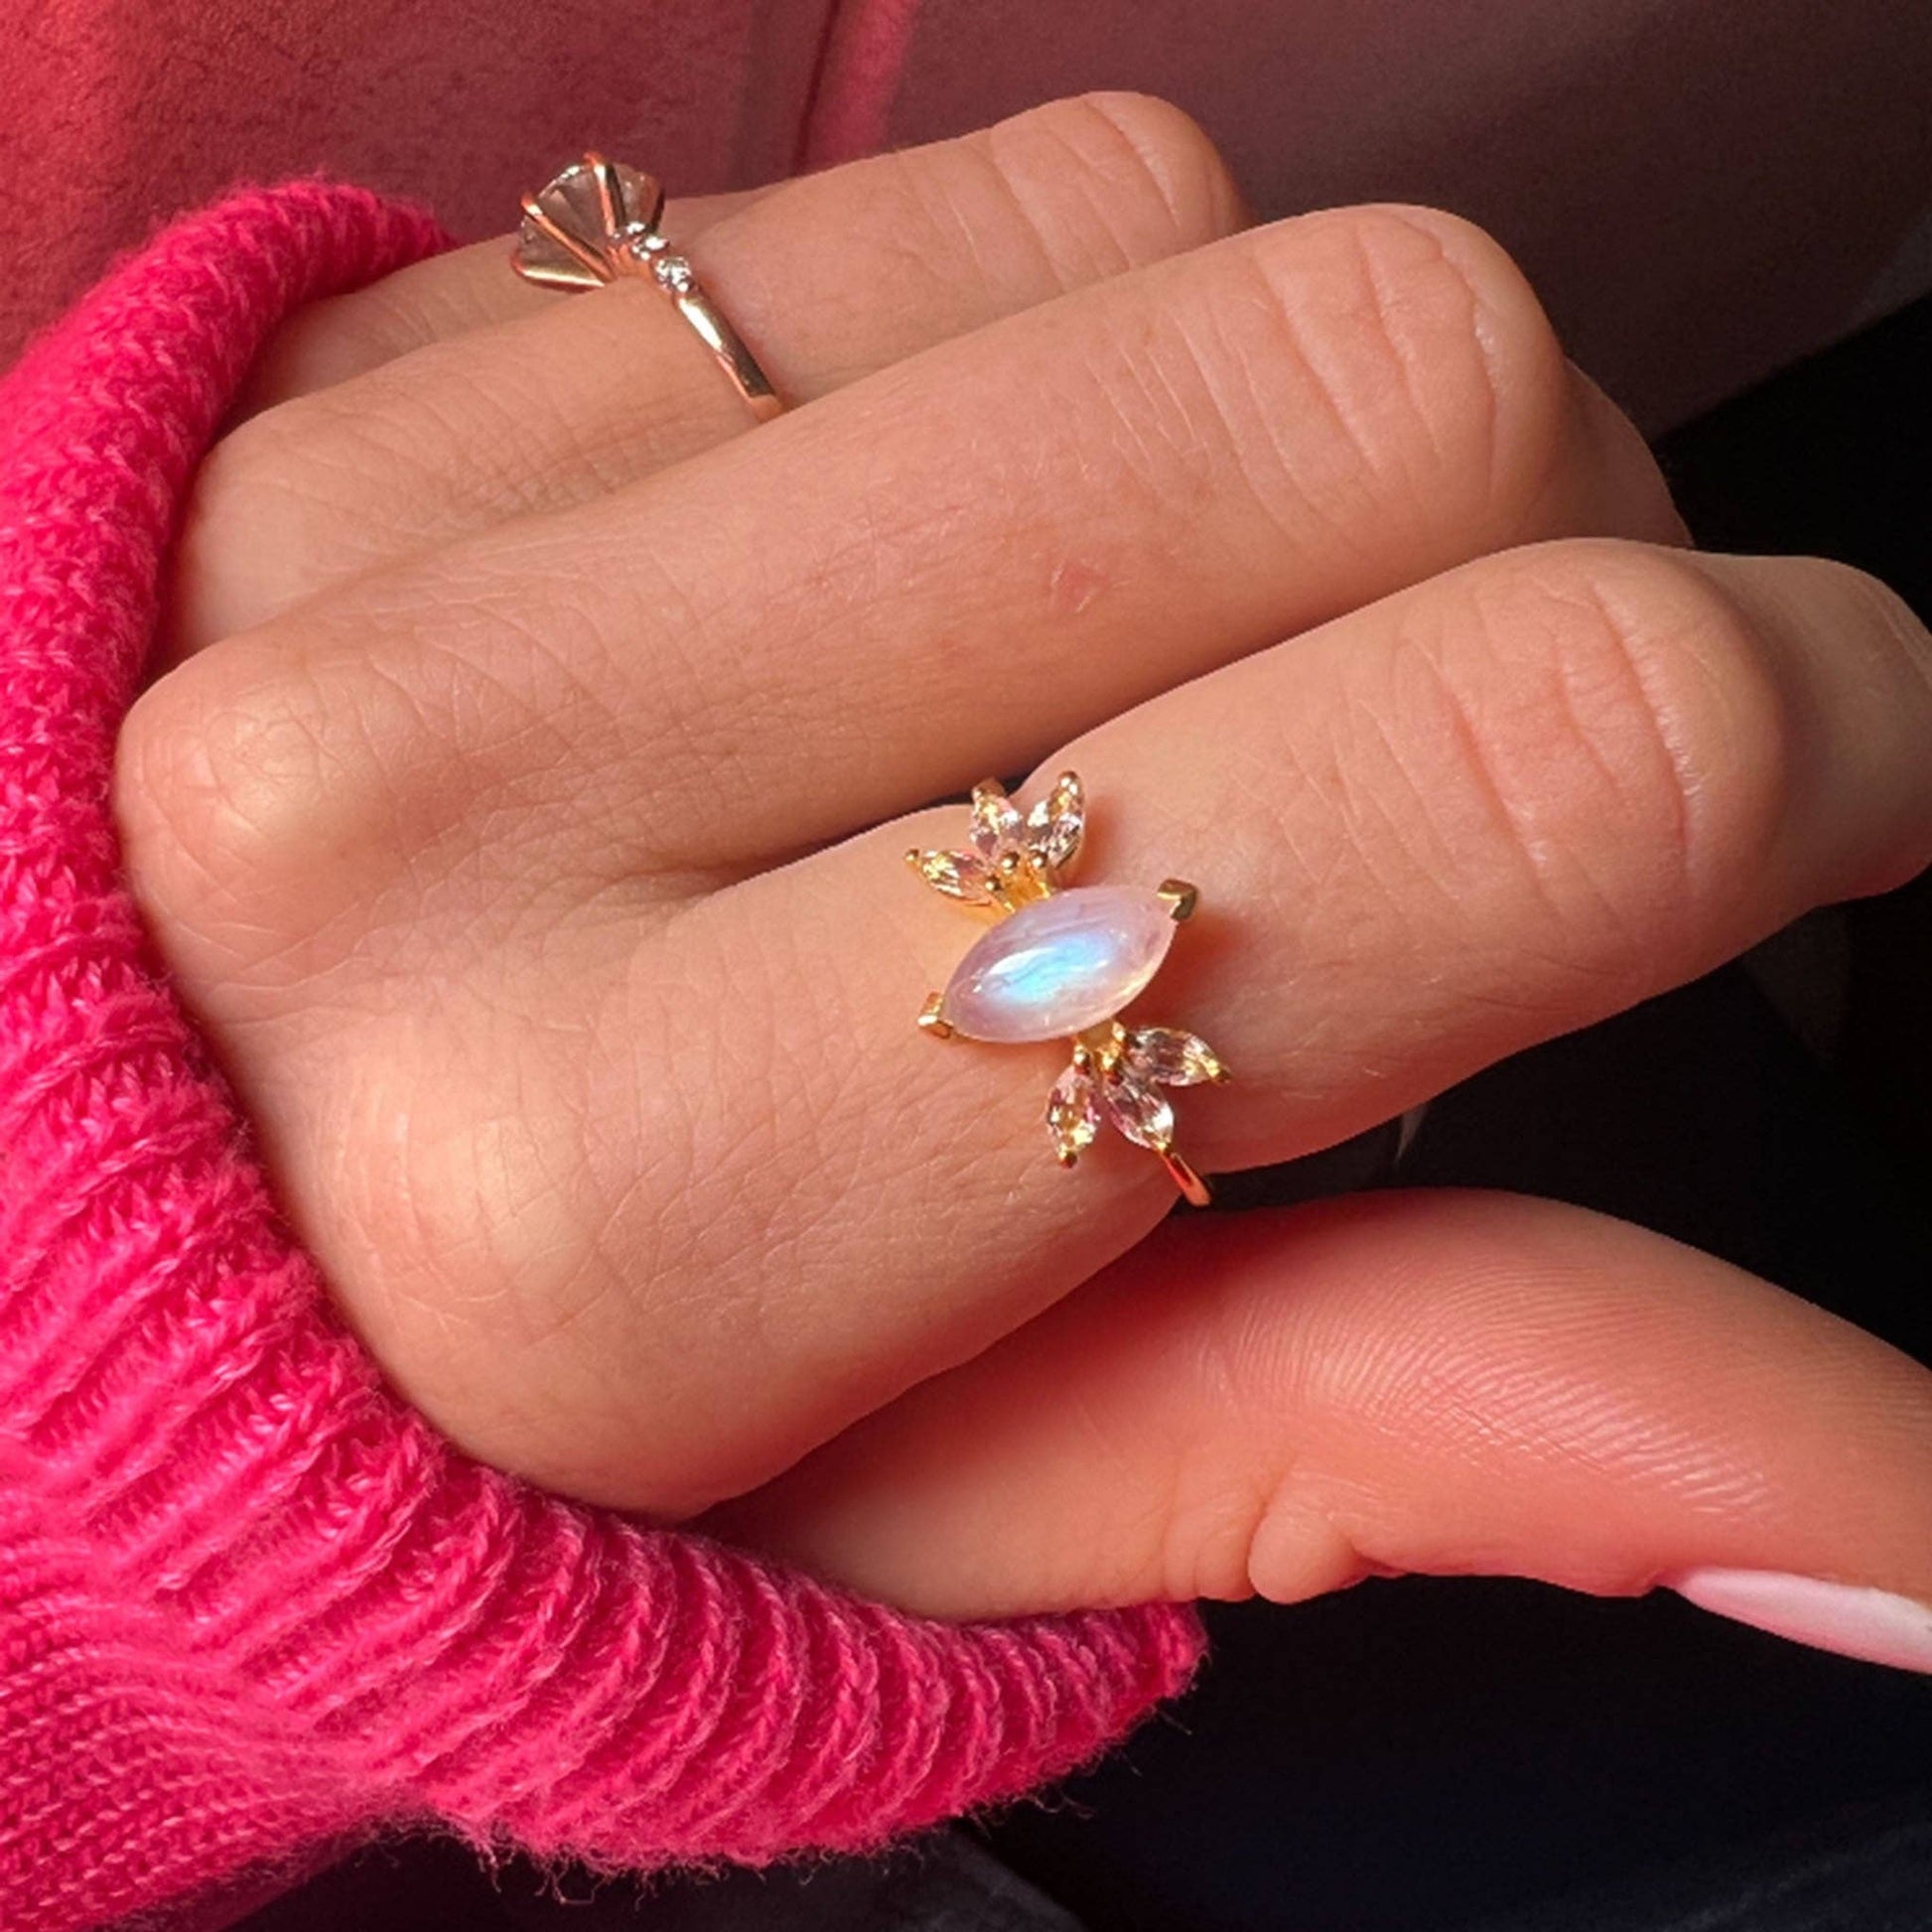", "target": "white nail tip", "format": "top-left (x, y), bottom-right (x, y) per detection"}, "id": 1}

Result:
top-left (1669, 1567), bottom-right (1932, 1675)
